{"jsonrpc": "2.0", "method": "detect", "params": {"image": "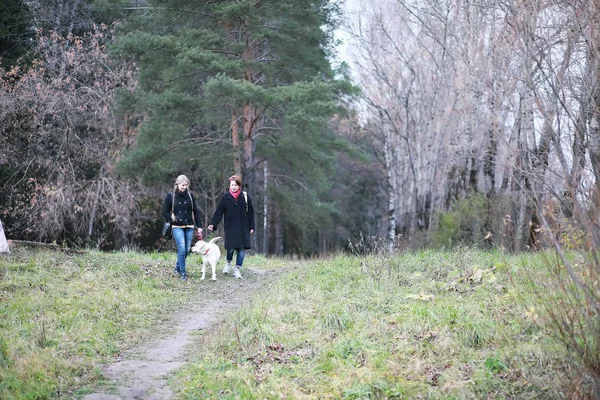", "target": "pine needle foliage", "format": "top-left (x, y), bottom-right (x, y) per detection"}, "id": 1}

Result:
top-left (109, 0), bottom-right (359, 255)
top-left (111, 0), bottom-right (353, 189)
